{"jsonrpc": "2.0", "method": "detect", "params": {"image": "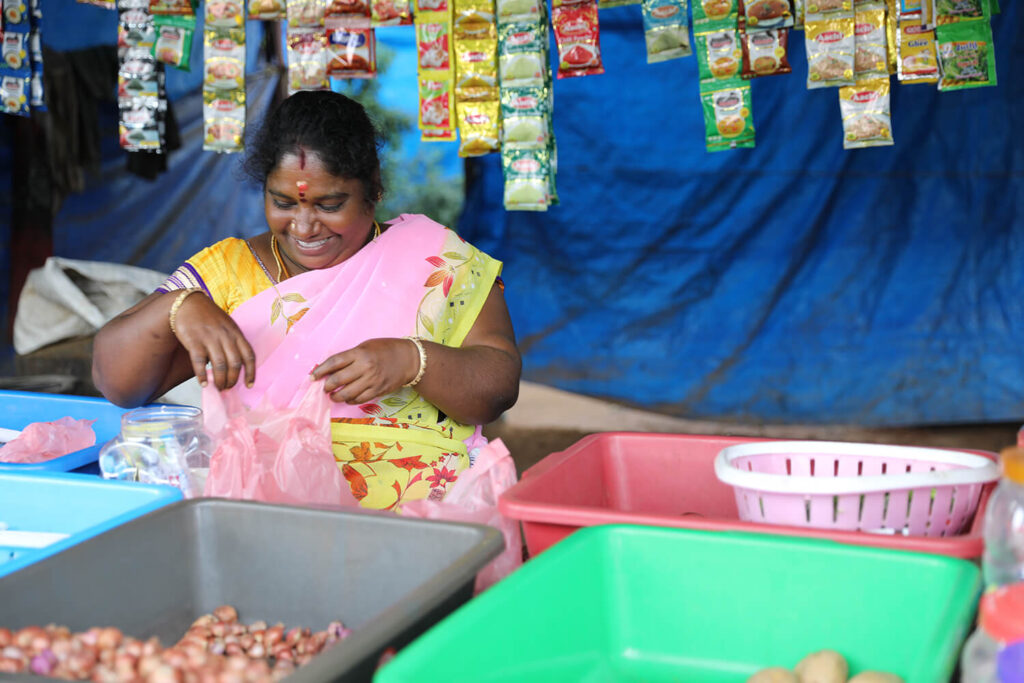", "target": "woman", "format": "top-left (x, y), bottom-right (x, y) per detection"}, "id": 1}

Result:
top-left (92, 90), bottom-right (521, 510)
